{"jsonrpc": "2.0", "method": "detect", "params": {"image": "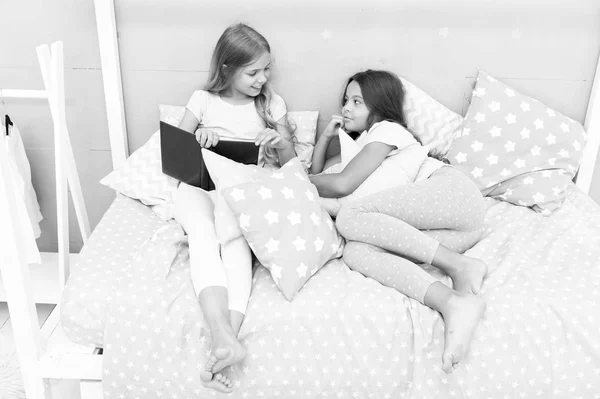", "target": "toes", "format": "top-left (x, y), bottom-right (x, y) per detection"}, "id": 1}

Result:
top-left (205, 356), bottom-right (217, 372)
top-left (442, 353), bottom-right (454, 374)
top-left (215, 373), bottom-right (232, 388)
top-left (201, 373), bottom-right (234, 394)
top-left (200, 371), bottom-right (213, 382)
